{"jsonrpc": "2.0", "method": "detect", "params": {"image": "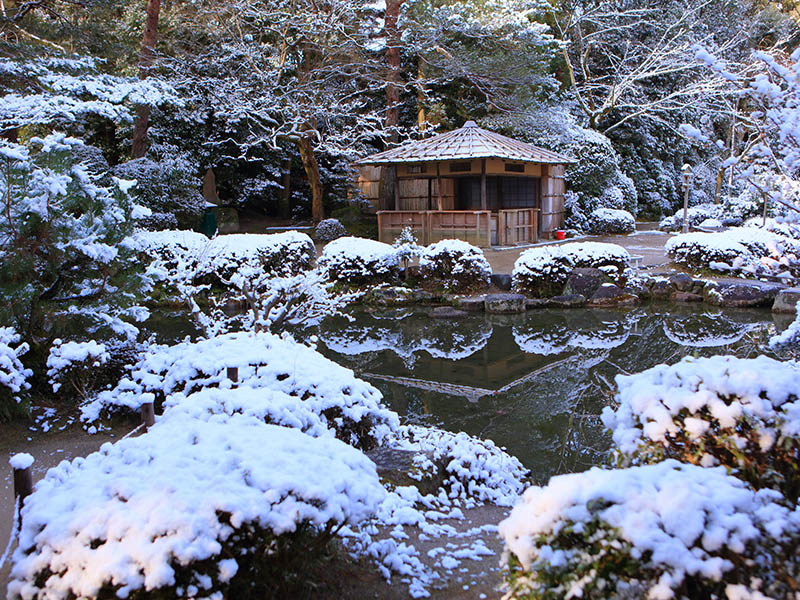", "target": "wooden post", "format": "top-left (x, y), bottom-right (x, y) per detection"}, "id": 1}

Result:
top-left (227, 366), bottom-right (239, 383)
top-left (141, 401), bottom-right (155, 431)
top-left (480, 159), bottom-right (487, 210)
top-left (436, 163), bottom-right (443, 211)
top-left (393, 167), bottom-right (400, 211)
top-left (427, 177), bottom-right (432, 211)
top-left (12, 456), bottom-right (33, 505)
